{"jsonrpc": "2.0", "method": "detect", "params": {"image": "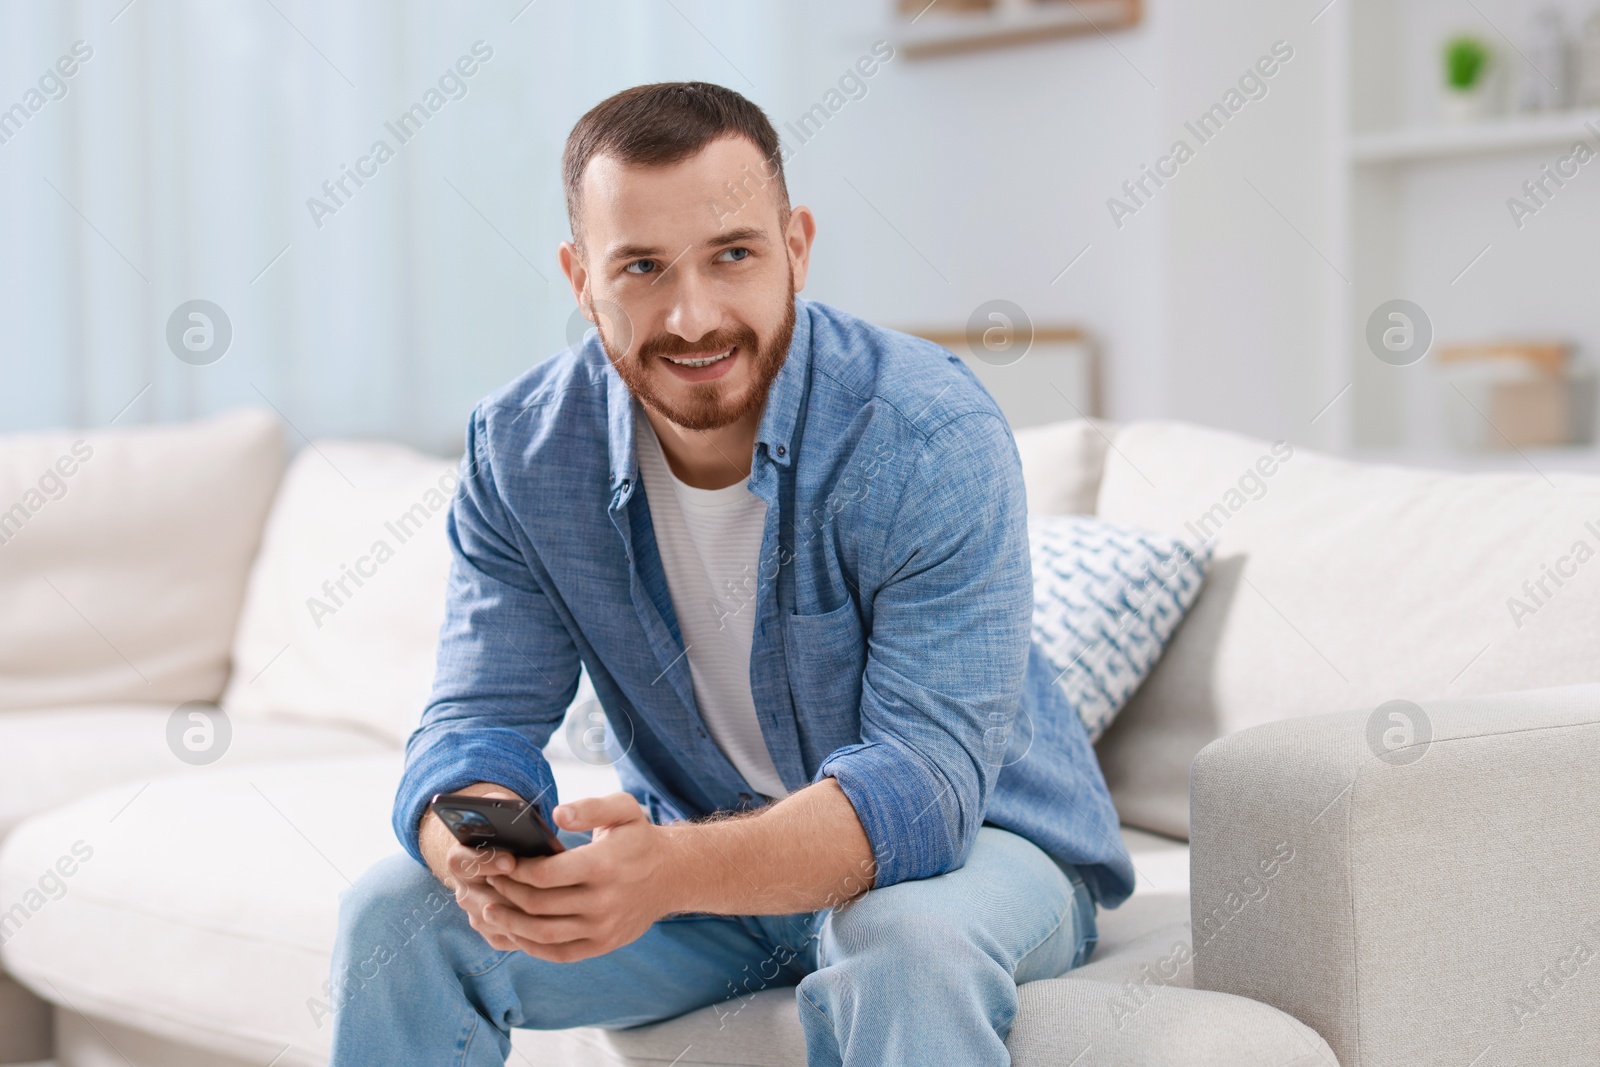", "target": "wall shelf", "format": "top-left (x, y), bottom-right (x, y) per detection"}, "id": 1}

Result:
top-left (1351, 109), bottom-right (1600, 165)
top-left (896, 0), bottom-right (1139, 60)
